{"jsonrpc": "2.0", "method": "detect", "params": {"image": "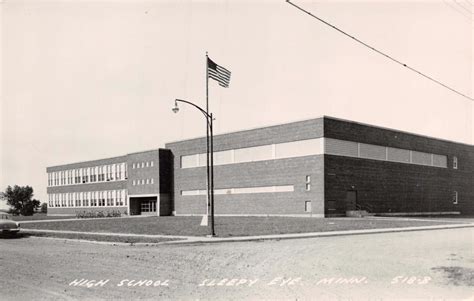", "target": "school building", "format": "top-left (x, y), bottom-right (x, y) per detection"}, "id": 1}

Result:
top-left (46, 116), bottom-right (474, 217)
